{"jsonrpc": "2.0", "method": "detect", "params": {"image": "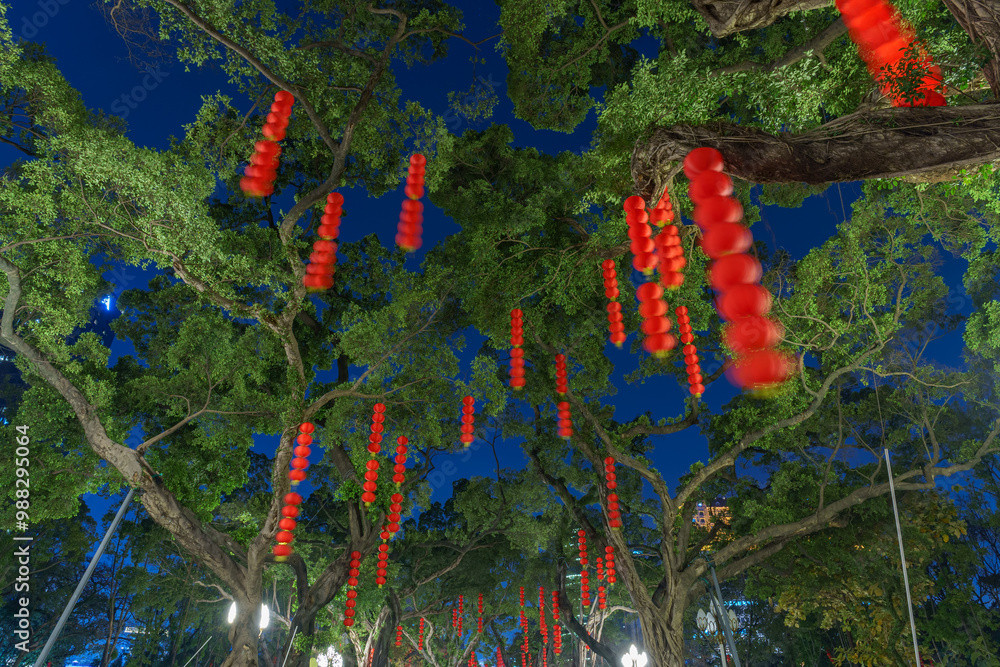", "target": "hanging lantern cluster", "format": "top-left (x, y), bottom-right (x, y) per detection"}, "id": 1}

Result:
top-left (396, 154), bottom-right (426, 252)
top-left (418, 617), bottom-right (425, 651)
top-left (376, 525), bottom-right (390, 586)
top-left (460, 396), bottom-right (476, 446)
top-left (635, 281), bottom-right (676, 357)
top-left (835, 0), bottom-right (945, 106)
top-left (274, 422), bottom-right (313, 560)
top-left (458, 595), bottom-right (464, 636)
top-left (362, 404), bottom-right (386, 504)
top-left (604, 456), bottom-right (622, 529)
top-left (497, 645), bottom-right (505, 667)
top-left (468, 650), bottom-right (477, 667)
top-left (601, 259), bottom-right (626, 347)
top-left (556, 399), bottom-right (573, 440)
top-left (605, 545), bottom-right (617, 585)
top-left (396, 625), bottom-right (403, 647)
top-left (519, 586), bottom-right (529, 660)
top-left (551, 591), bottom-right (562, 655)
top-left (303, 191), bottom-right (343, 292)
top-left (389, 490), bottom-right (405, 536)
top-left (477, 593), bottom-right (484, 633)
top-left (392, 436), bottom-right (408, 488)
top-left (685, 148), bottom-right (792, 394)
top-left (538, 586), bottom-right (548, 667)
top-left (651, 187), bottom-right (685, 289)
top-left (343, 550), bottom-right (361, 627)
top-left (577, 529), bottom-right (591, 608)
top-left (452, 608), bottom-right (458, 631)
top-left (509, 308), bottom-right (526, 390)
top-left (654, 223), bottom-right (686, 290)
top-left (240, 91), bottom-right (293, 197)
top-left (596, 557), bottom-right (607, 610)
top-left (554, 354), bottom-right (568, 396)
top-left (674, 306), bottom-right (705, 397)
top-left (624, 196), bottom-right (658, 274)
